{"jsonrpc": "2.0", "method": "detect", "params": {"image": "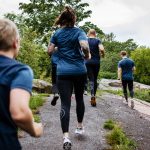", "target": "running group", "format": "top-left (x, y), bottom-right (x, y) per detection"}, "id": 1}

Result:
top-left (0, 6), bottom-right (135, 150)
